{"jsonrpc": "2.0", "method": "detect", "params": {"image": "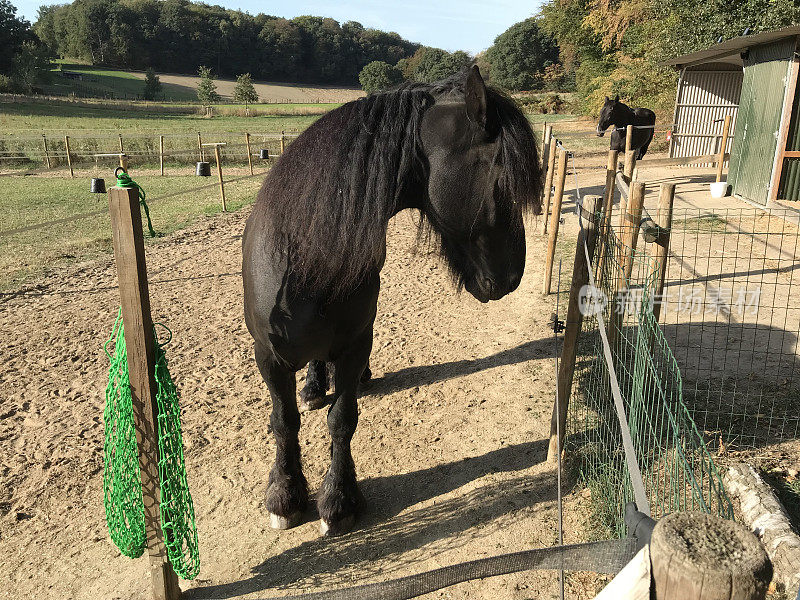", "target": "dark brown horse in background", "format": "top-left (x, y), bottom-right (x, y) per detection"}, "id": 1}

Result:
top-left (242, 66), bottom-right (542, 536)
top-left (596, 95), bottom-right (656, 159)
